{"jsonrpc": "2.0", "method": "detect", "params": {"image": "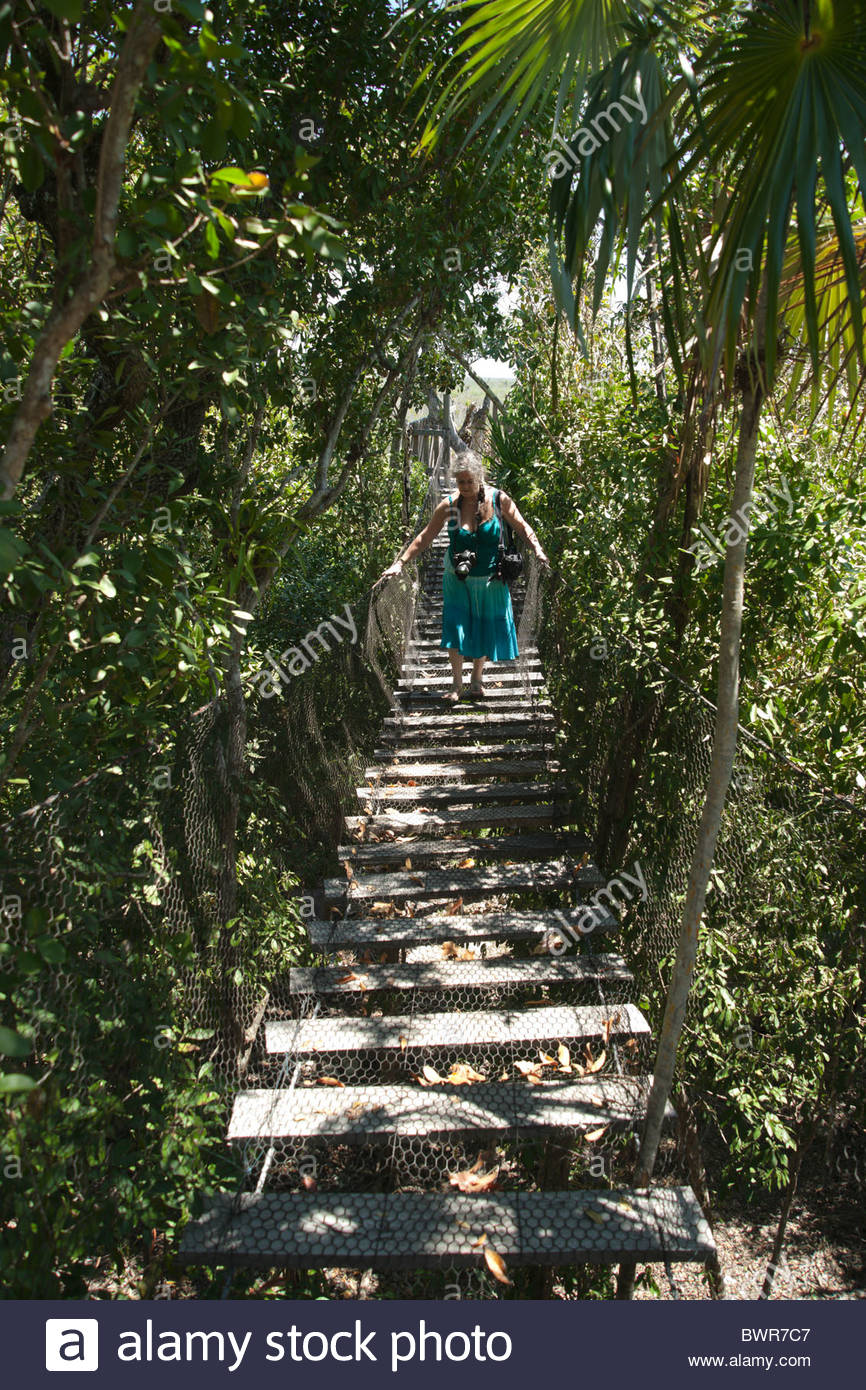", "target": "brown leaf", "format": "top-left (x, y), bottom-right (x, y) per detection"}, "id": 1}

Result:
top-left (399, 1035), bottom-right (408, 1051)
top-left (422, 1064), bottom-right (444, 1085)
top-left (317, 1076), bottom-right (345, 1087)
top-left (584, 1125), bottom-right (609, 1143)
top-left (538, 1050), bottom-right (557, 1065)
top-left (450, 1165), bottom-right (500, 1194)
top-left (337, 972), bottom-right (357, 984)
top-left (483, 1247), bottom-right (512, 1285)
top-left (471, 1231), bottom-right (488, 1248)
top-left (586, 1047), bottom-right (607, 1074)
top-left (343, 860), bottom-right (355, 880)
top-left (409, 874), bottom-right (426, 885)
top-left (441, 940), bottom-right (459, 959)
top-left (404, 857), bottom-right (412, 870)
top-left (458, 857), bottom-right (476, 869)
top-left (301, 1174), bottom-right (318, 1191)
top-left (557, 1042), bottom-right (571, 1071)
top-left (447, 1062), bottom-right (486, 1085)
top-left (445, 896), bottom-right (464, 916)
top-left (369, 900), bottom-right (396, 918)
